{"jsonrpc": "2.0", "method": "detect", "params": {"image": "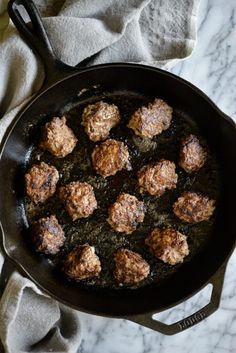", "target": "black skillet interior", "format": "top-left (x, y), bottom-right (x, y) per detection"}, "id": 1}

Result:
top-left (24, 87), bottom-right (220, 290)
top-left (1, 64), bottom-right (236, 316)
